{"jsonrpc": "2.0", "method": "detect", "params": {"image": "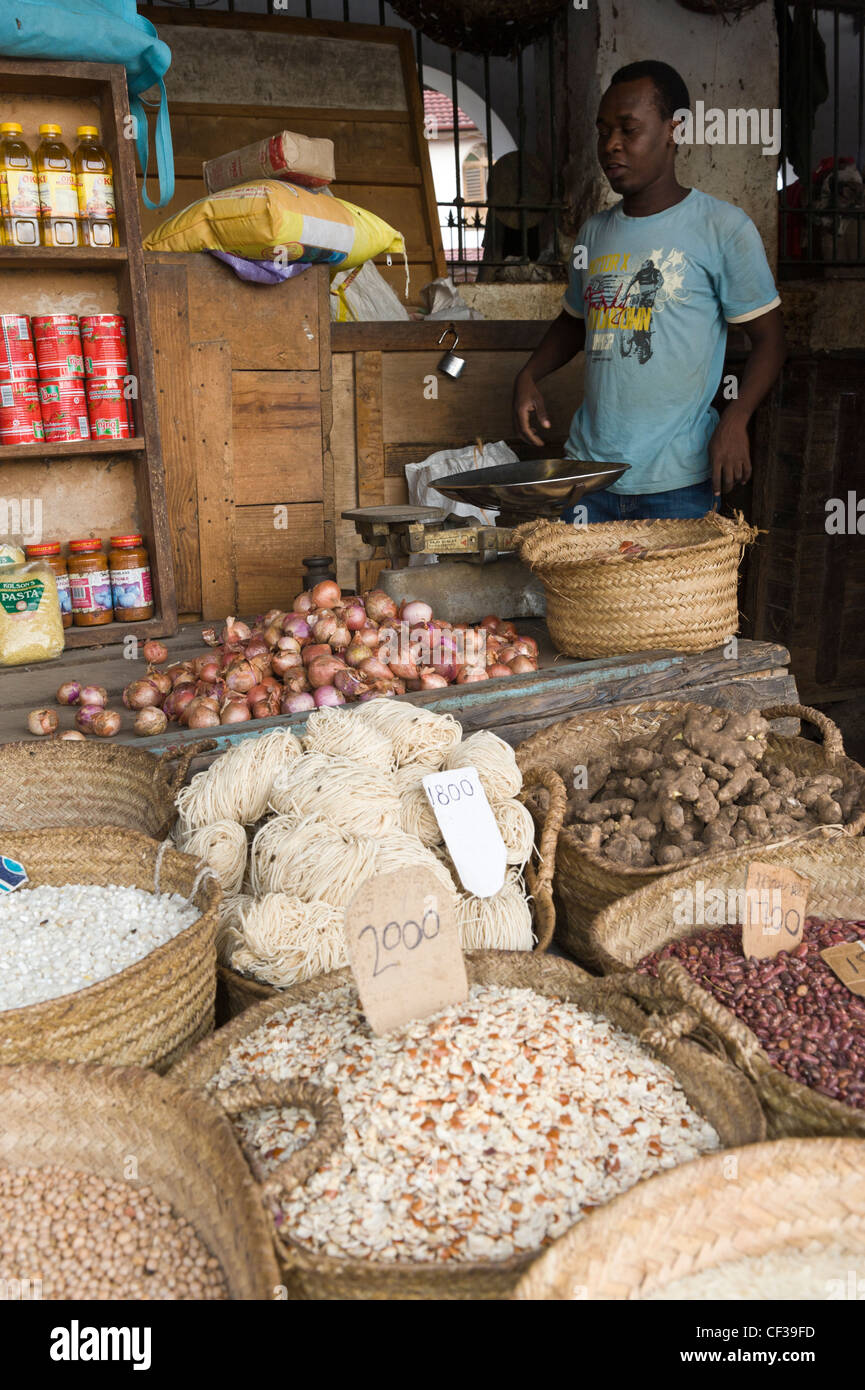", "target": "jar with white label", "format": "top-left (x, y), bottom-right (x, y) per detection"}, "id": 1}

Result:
top-left (109, 534), bottom-right (153, 621)
top-left (68, 538), bottom-right (113, 626)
